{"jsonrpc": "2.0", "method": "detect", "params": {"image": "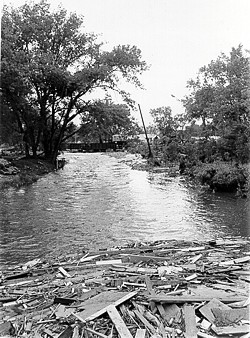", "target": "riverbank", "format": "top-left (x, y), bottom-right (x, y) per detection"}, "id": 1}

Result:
top-left (1, 152), bottom-right (249, 197)
top-left (0, 238), bottom-right (249, 337)
top-left (0, 156), bottom-right (55, 190)
top-left (108, 152), bottom-right (249, 196)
